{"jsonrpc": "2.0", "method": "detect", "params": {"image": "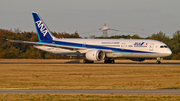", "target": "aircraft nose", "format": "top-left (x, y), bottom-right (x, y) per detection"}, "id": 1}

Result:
top-left (166, 48), bottom-right (172, 56)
